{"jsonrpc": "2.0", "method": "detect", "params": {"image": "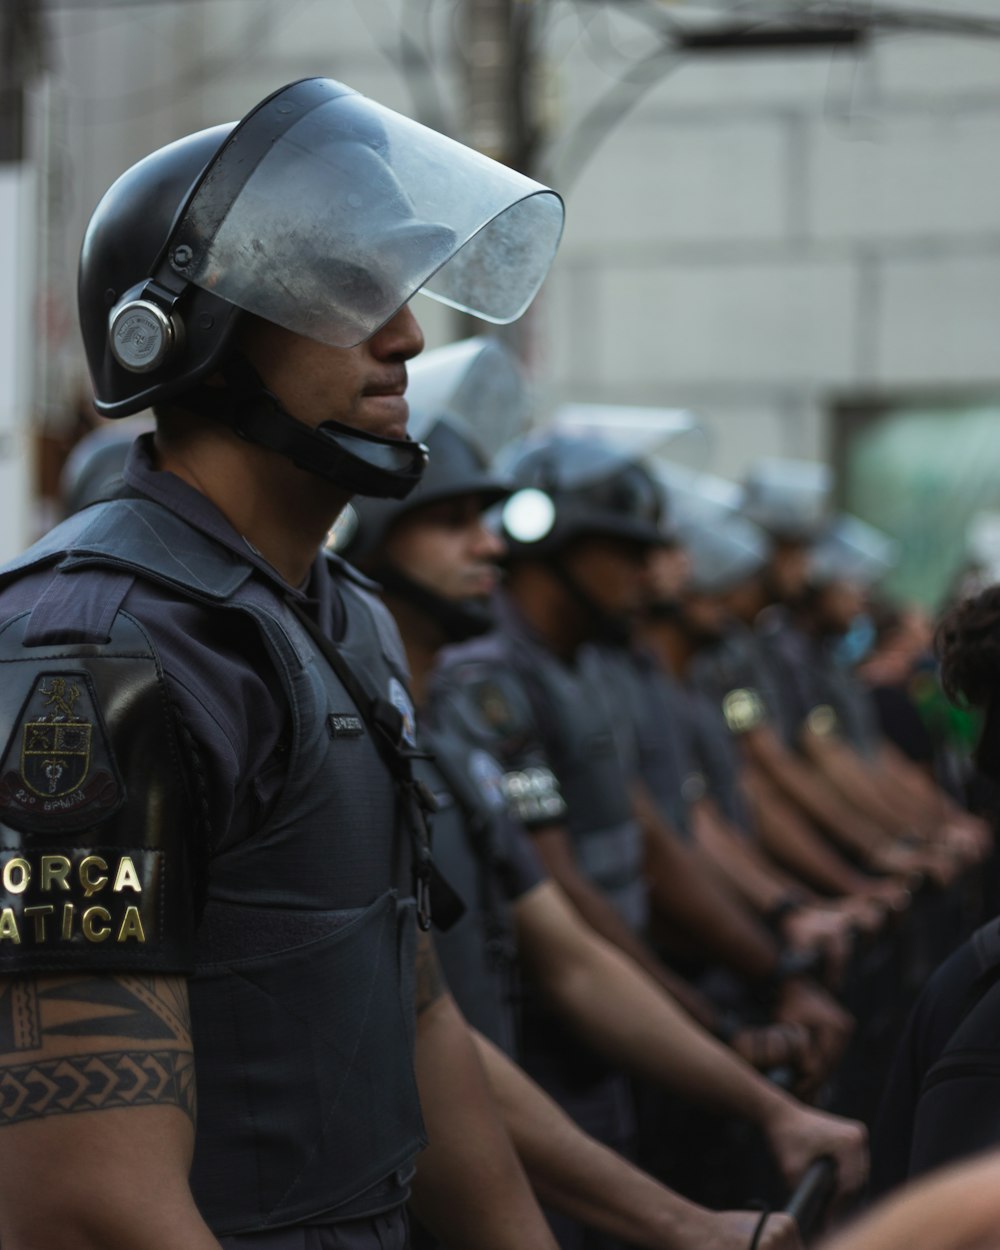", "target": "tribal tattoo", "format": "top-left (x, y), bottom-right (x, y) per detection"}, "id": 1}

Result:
top-left (0, 974), bottom-right (195, 1127)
